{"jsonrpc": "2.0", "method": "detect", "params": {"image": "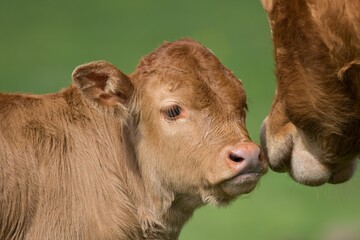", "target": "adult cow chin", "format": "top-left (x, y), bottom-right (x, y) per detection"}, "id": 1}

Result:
top-left (0, 39), bottom-right (267, 240)
top-left (260, 0), bottom-right (360, 186)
